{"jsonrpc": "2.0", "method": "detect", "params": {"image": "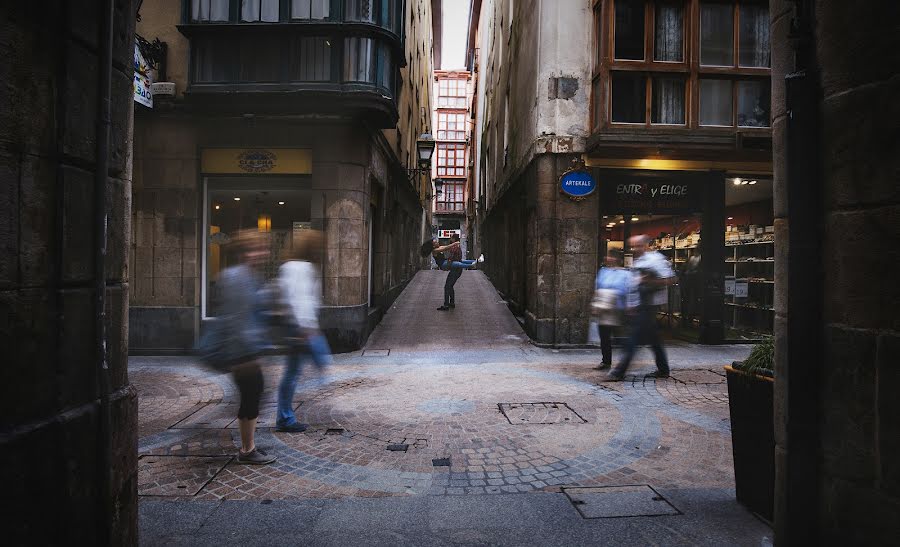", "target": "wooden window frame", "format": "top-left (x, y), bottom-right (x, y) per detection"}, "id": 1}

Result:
top-left (592, 0), bottom-right (770, 132)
